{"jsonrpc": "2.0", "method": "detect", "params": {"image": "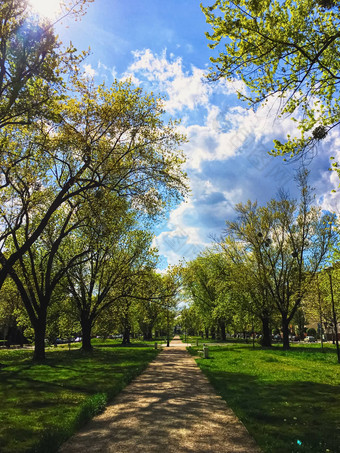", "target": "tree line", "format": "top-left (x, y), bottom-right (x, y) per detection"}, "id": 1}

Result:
top-left (180, 171), bottom-right (340, 354)
top-left (0, 1), bottom-right (186, 360)
top-left (178, 0), bottom-right (340, 358)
